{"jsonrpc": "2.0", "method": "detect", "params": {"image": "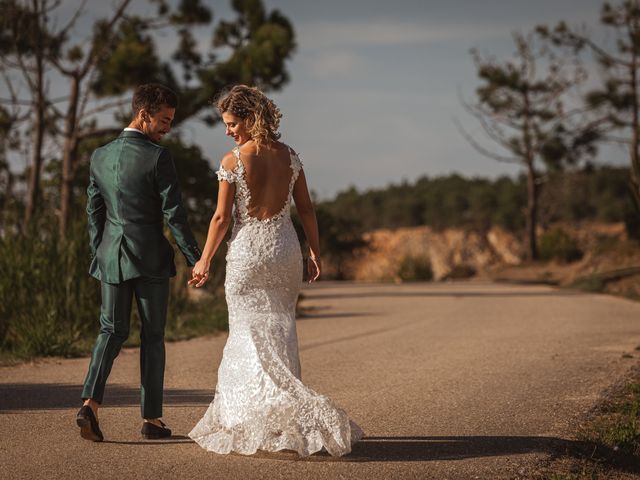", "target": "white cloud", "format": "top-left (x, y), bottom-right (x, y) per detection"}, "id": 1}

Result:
top-left (302, 50), bottom-right (368, 79)
top-left (298, 21), bottom-right (516, 50)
